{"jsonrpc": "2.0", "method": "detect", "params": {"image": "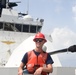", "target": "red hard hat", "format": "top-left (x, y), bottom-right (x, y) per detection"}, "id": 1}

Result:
top-left (33, 32), bottom-right (47, 42)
